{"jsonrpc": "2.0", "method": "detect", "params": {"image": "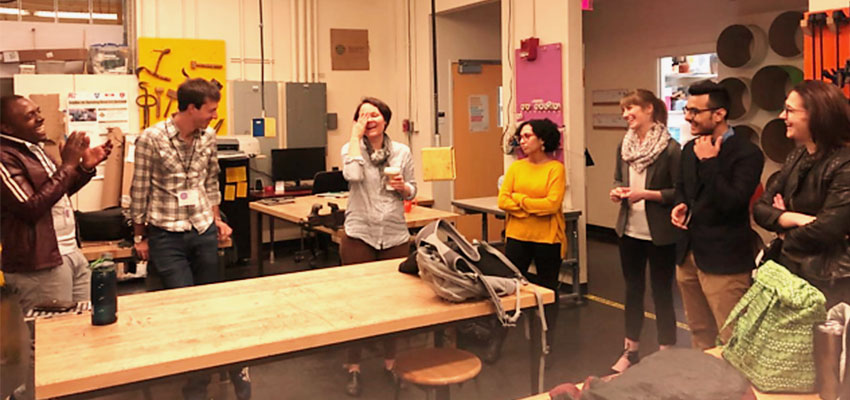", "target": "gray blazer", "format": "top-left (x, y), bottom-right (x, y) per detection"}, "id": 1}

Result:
top-left (613, 138), bottom-right (681, 246)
